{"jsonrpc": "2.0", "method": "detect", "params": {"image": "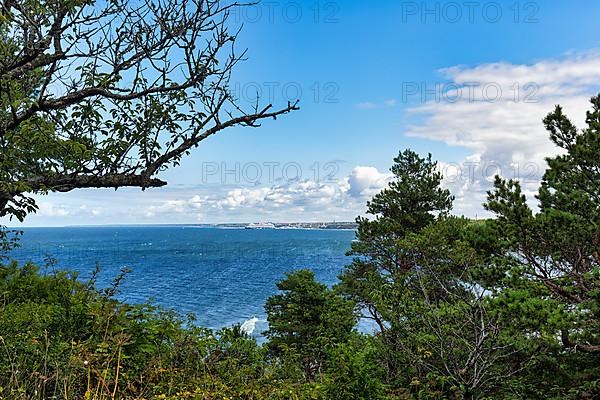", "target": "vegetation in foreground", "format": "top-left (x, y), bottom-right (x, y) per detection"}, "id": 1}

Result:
top-left (1, 97), bottom-right (599, 399)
